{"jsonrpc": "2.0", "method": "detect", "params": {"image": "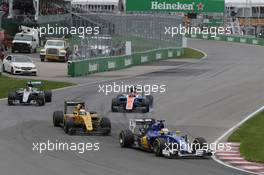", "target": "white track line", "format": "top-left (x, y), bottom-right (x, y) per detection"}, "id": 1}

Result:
top-left (213, 105), bottom-right (264, 175)
top-left (187, 47), bottom-right (208, 61)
